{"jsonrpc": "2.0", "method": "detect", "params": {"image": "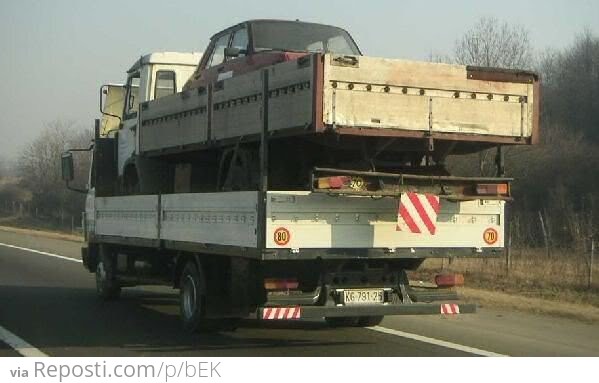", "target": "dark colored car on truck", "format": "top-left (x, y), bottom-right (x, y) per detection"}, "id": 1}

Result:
top-left (184, 19), bottom-right (361, 90)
